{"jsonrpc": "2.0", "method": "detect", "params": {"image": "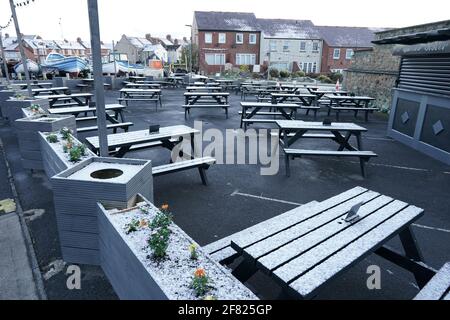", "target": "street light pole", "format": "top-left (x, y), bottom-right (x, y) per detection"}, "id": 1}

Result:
top-left (0, 31), bottom-right (11, 82)
top-left (87, 0), bottom-right (108, 157)
top-left (9, 0), bottom-right (32, 97)
top-left (185, 24), bottom-right (192, 74)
